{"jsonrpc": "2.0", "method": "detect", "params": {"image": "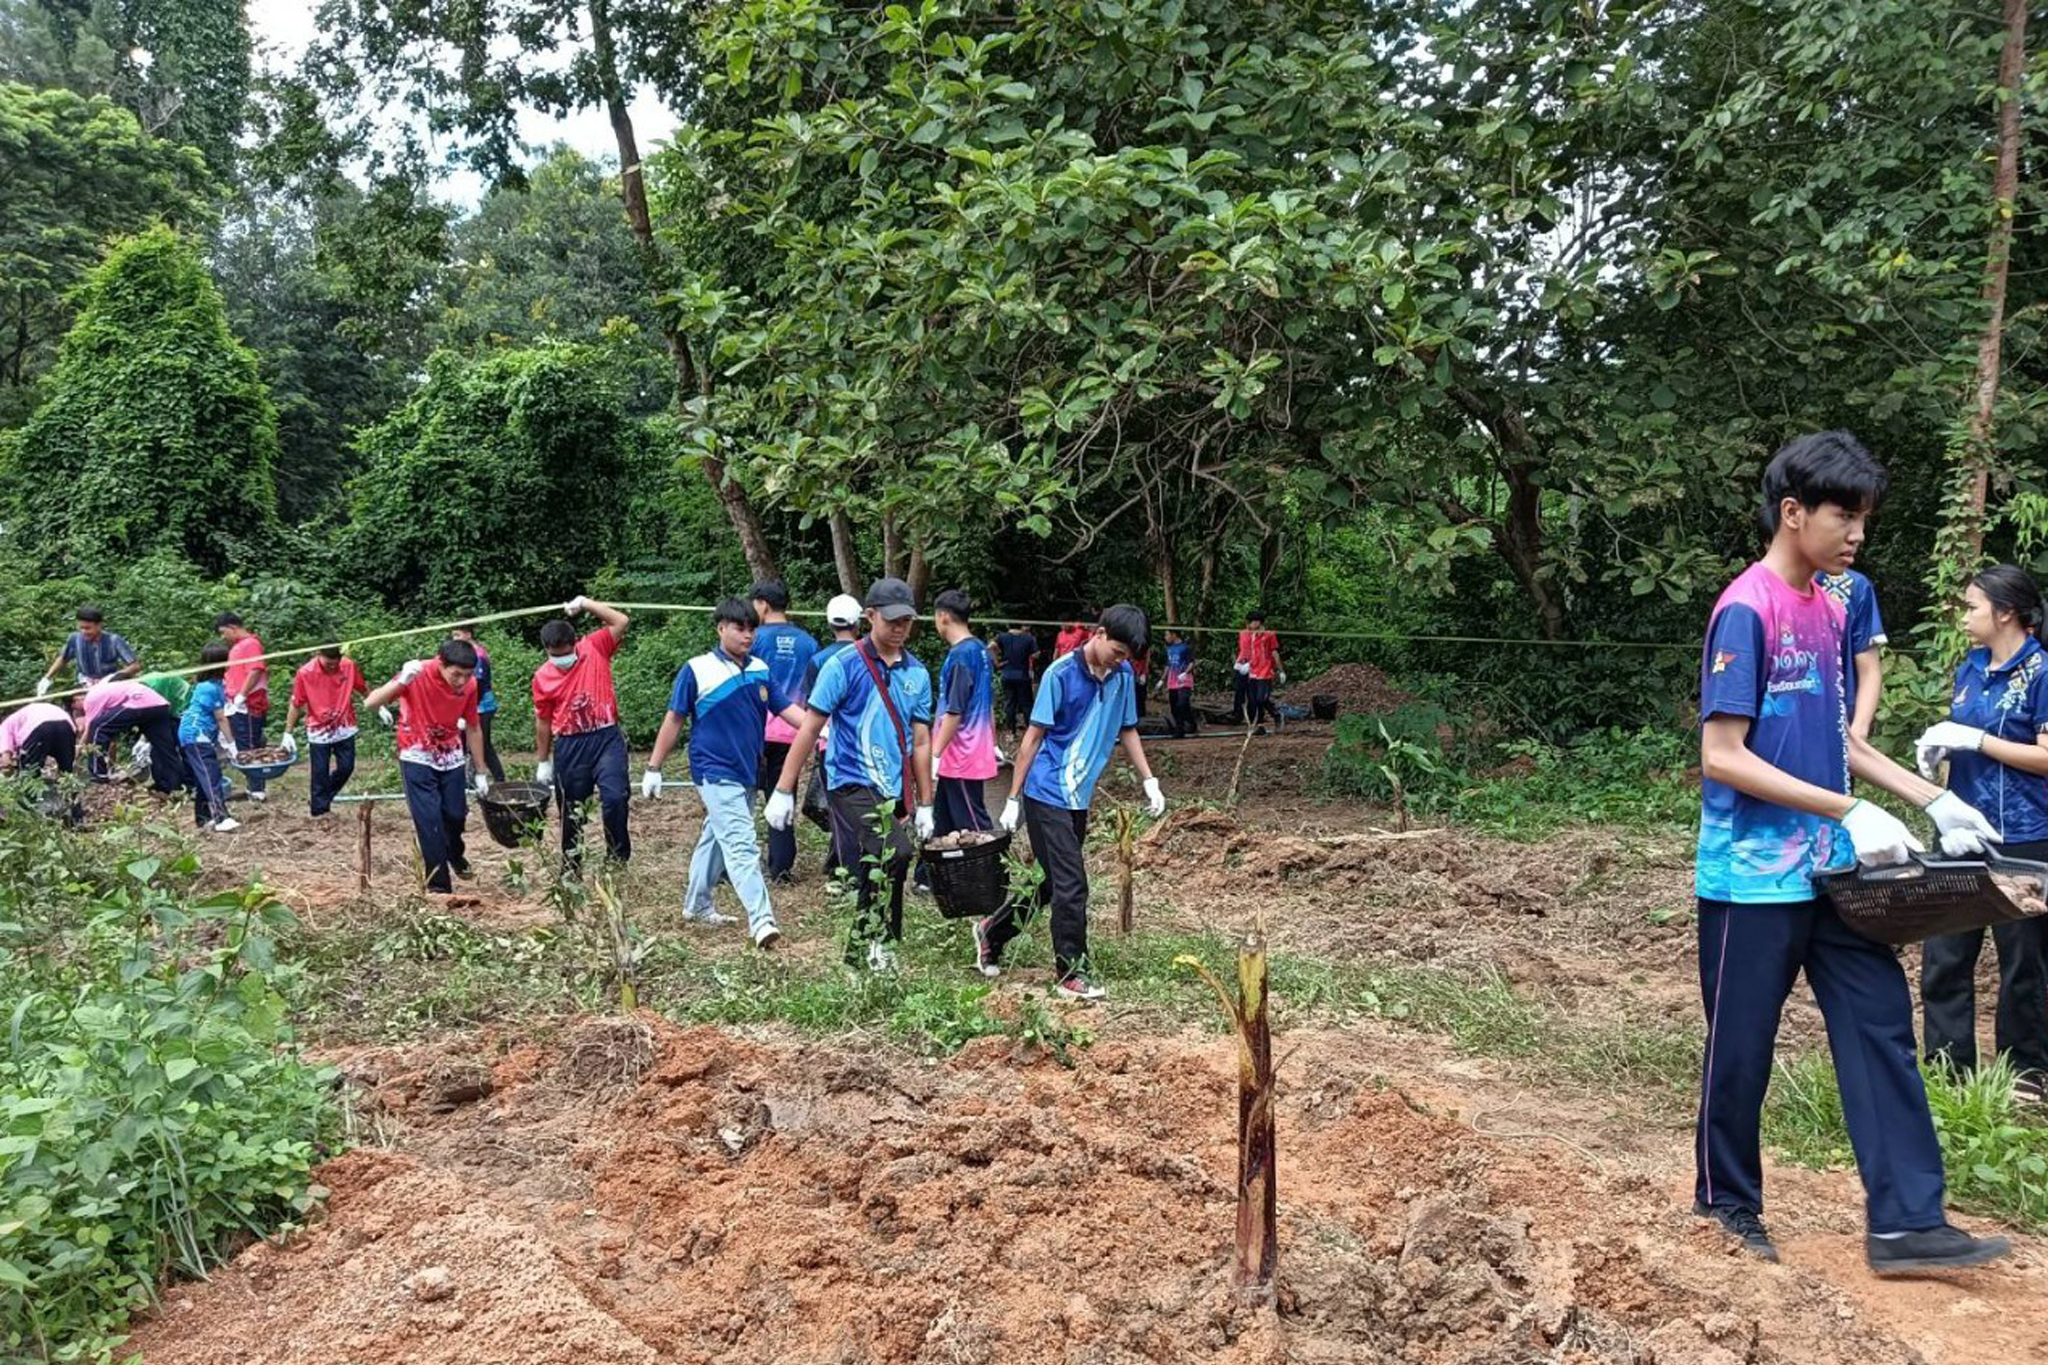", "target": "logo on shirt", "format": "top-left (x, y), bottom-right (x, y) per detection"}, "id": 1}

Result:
top-left (1712, 650), bottom-right (1736, 675)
